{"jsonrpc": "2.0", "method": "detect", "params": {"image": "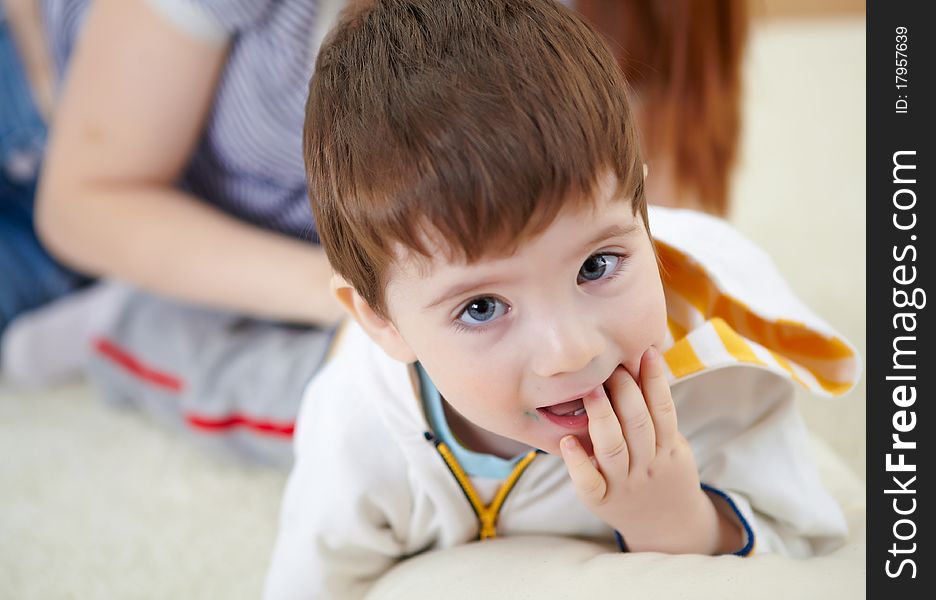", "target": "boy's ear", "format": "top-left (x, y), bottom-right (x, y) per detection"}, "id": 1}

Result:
top-left (331, 274), bottom-right (417, 363)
